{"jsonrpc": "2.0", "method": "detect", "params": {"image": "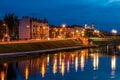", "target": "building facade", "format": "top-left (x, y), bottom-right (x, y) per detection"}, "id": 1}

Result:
top-left (49, 25), bottom-right (84, 39)
top-left (19, 16), bottom-right (49, 40)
